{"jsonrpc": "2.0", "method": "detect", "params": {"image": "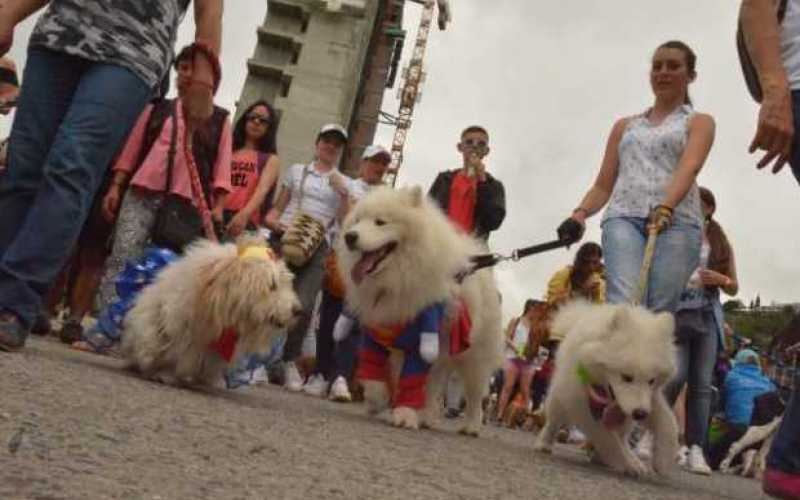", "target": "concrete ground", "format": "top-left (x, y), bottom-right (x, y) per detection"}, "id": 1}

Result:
top-left (0, 336), bottom-right (768, 500)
